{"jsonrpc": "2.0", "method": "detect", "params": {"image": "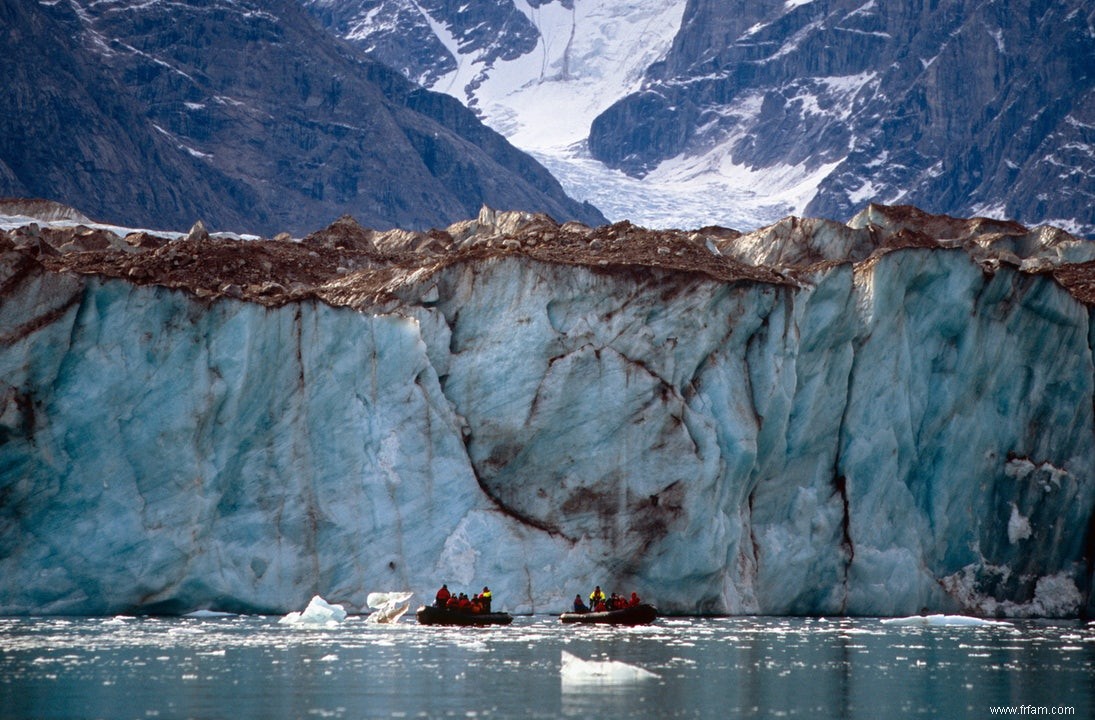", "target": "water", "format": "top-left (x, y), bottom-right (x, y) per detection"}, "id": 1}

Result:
top-left (2, 615), bottom-right (1092, 719)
